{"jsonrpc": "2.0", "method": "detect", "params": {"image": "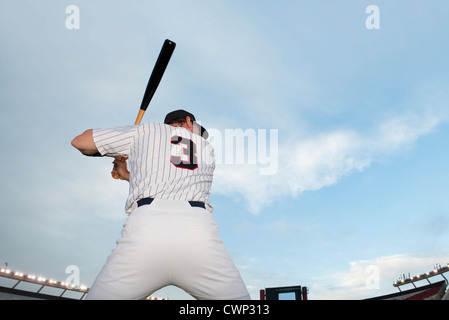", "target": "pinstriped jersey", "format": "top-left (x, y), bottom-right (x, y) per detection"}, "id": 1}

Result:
top-left (92, 122), bottom-right (215, 214)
